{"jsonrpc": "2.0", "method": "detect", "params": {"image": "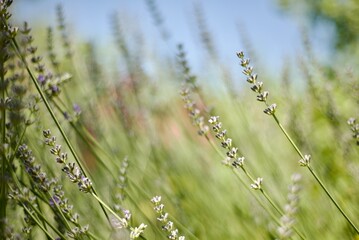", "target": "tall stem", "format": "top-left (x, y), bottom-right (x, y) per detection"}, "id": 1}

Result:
top-left (307, 166), bottom-right (359, 234)
top-left (9, 37), bottom-right (110, 223)
top-left (0, 28), bottom-right (7, 239)
top-left (272, 113), bottom-right (359, 234)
